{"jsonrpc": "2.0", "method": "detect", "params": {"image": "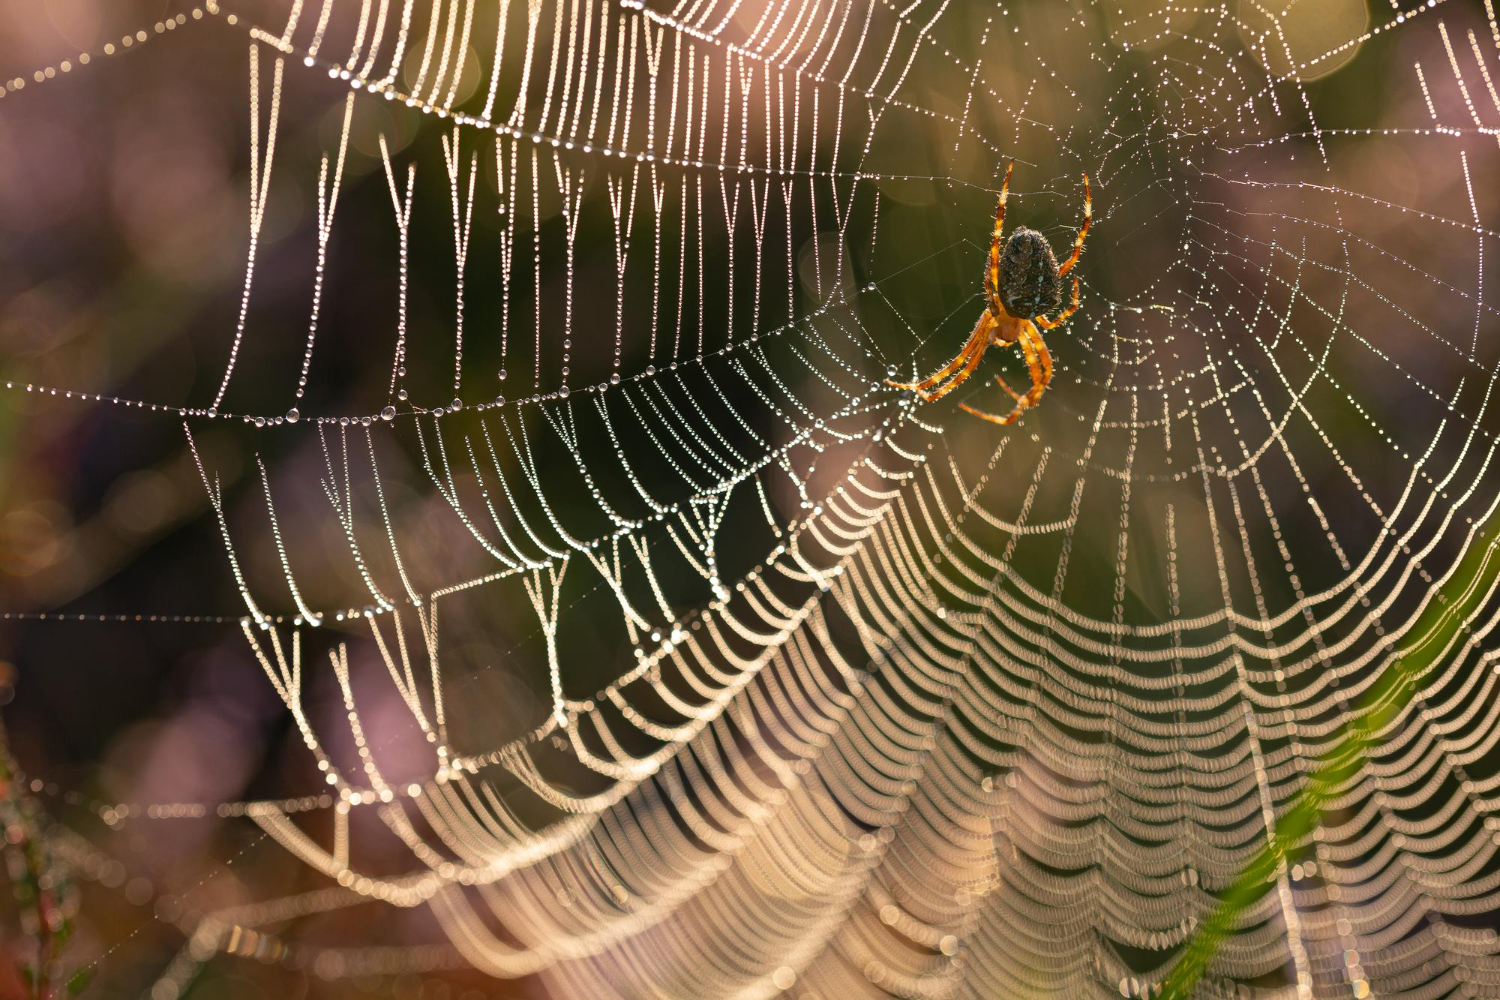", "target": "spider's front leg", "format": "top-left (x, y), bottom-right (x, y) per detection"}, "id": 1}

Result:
top-left (921, 331), bottom-right (991, 402)
top-left (958, 321), bottom-right (1053, 425)
top-left (887, 310), bottom-right (996, 396)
